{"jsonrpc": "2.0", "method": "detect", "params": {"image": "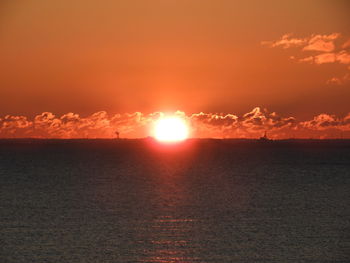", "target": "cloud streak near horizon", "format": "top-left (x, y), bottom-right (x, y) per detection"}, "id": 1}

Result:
top-left (1, 108), bottom-right (349, 139)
